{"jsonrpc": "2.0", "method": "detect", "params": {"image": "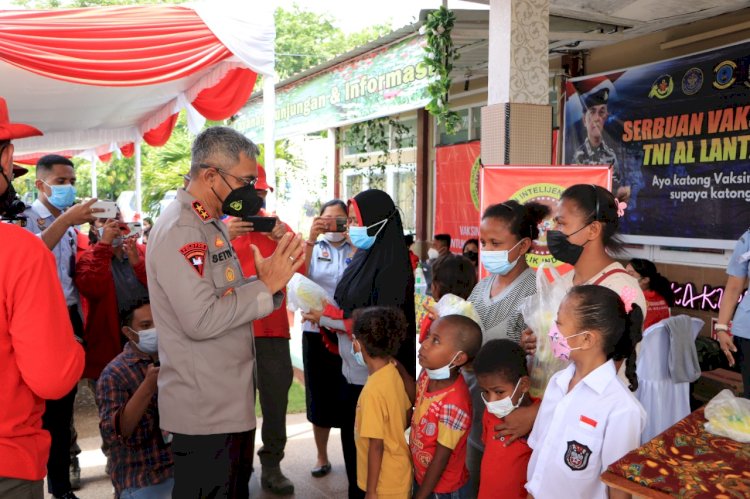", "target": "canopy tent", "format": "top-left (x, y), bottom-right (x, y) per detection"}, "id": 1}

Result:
top-left (0, 2), bottom-right (275, 217)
